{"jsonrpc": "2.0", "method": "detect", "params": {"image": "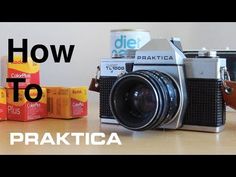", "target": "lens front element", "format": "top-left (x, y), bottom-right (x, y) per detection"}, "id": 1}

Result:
top-left (128, 84), bottom-right (156, 115)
